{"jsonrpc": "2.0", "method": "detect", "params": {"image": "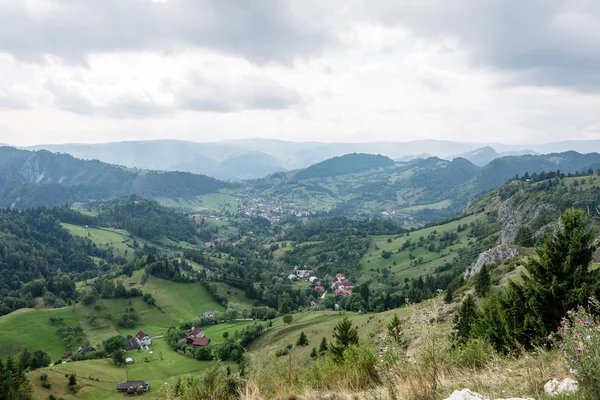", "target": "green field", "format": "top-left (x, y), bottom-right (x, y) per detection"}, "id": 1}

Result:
top-left (156, 191), bottom-right (241, 213)
top-left (0, 308), bottom-right (78, 361)
top-left (212, 282), bottom-right (255, 310)
top-left (61, 223), bottom-right (145, 261)
top-left (360, 213), bottom-right (484, 282)
top-left (399, 199), bottom-right (452, 213)
top-left (142, 277), bottom-right (225, 323)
